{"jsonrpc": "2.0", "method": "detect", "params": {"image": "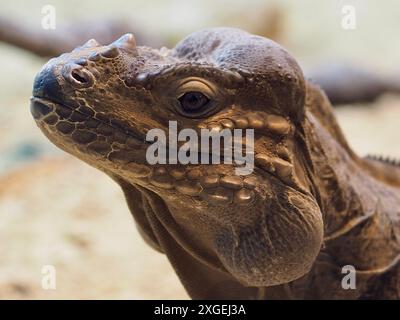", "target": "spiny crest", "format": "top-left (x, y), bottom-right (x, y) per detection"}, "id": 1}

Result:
top-left (365, 154), bottom-right (400, 167)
